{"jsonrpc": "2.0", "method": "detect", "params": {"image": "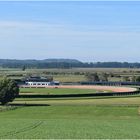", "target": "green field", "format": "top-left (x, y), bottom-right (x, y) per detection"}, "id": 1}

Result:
top-left (20, 87), bottom-right (100, 95)
top-left (13, 95), bottom-right (140, 106)
top-left (0, 105), bottom-right (140, 139)
top-left (1, 88), bottom-right (140, 139)
top-left (2, 86), bottom-right (140, 139)
top-left (1, 68), bottom-right (140, 139)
